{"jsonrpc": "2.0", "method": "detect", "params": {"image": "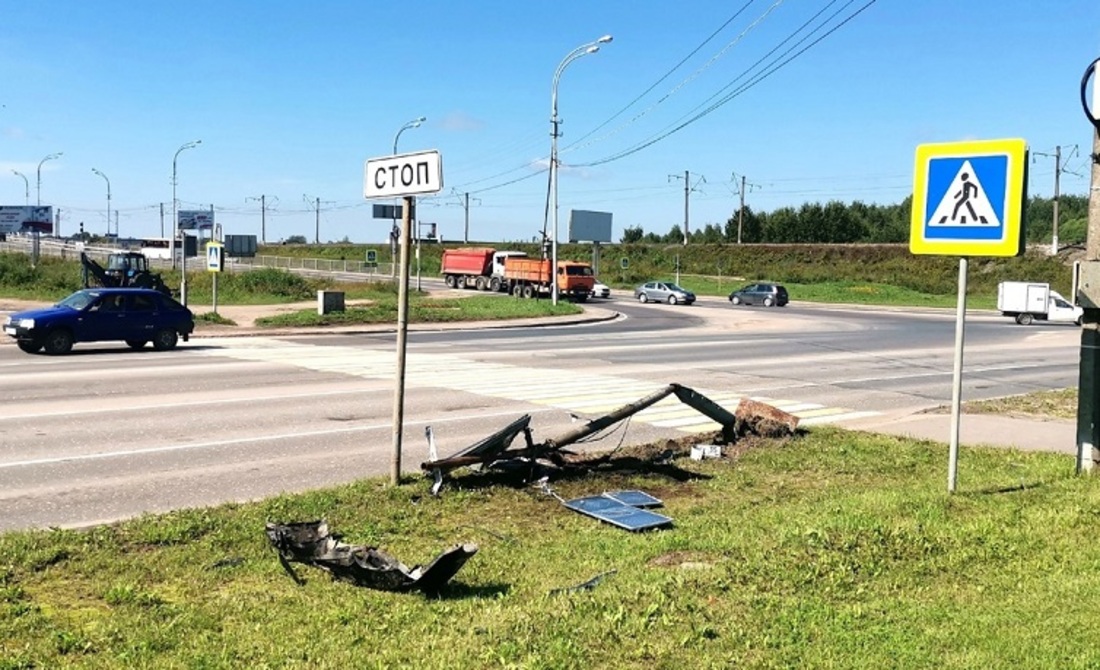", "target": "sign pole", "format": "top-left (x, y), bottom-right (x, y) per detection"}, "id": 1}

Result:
top-left (391, 195), bottom-right (413, 485)
top-left (947, 257), bottom-right (969, 492)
